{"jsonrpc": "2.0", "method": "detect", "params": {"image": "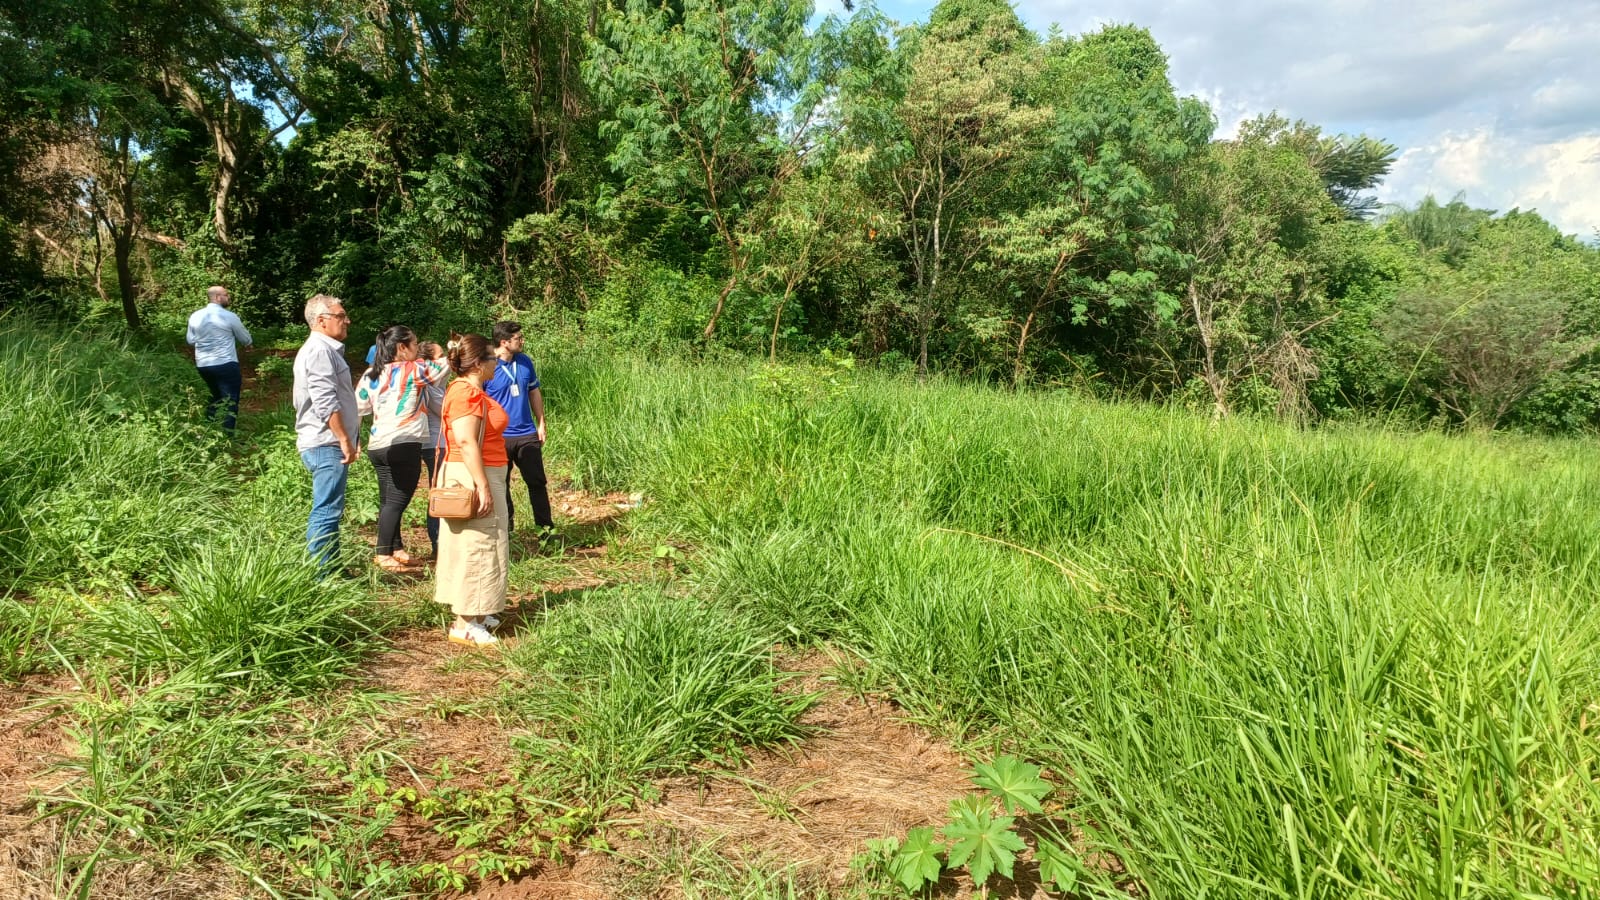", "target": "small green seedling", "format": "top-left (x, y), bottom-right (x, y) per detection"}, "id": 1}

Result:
top-left (882, 754), bottom-right (1086, 896)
